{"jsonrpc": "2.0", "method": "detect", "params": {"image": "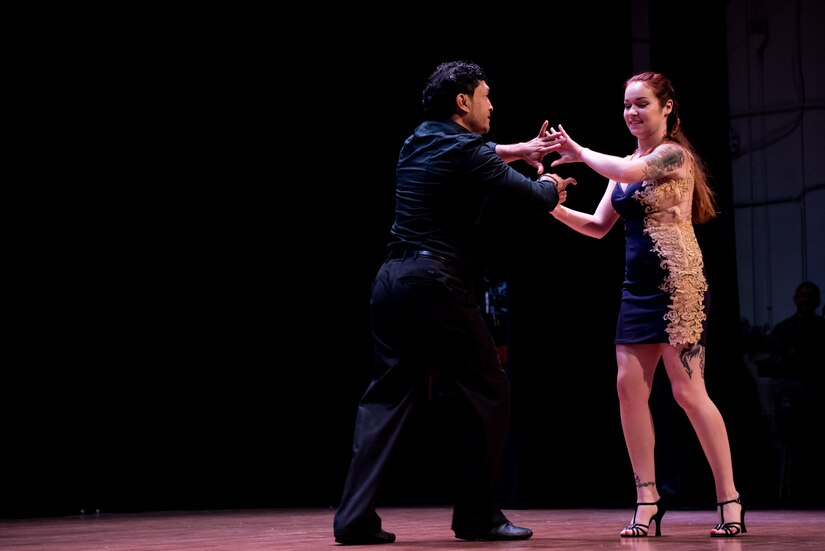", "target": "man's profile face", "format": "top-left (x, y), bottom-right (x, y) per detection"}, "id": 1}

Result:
top-left (463, 81), bottom-right (493, 135)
